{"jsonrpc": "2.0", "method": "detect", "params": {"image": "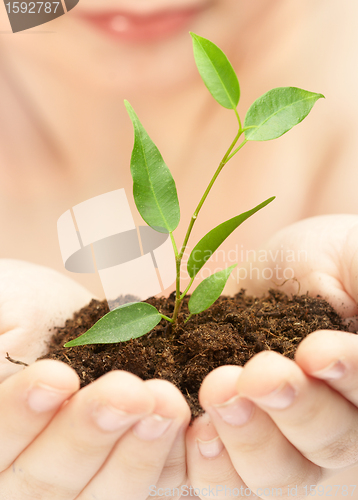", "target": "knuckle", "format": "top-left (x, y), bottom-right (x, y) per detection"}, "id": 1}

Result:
top-left (120, 454), bottom-right (160, 478)
top-left (158, 454), bottom-right (186, 486)
top-left (248, 463), bottom-right (322, 499)
top-left (10, 464), bottom-right (77, 499)
top-left (288, 392), bottom-right (327, 428)
top-left (308, 428), bottom-right (358, 468)
top-left (196, 466), bottom-right (239, 487)
top-left (67, 434), bottom-right (105, 457)
top-left (233, 426), bottom-right (278, 455)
